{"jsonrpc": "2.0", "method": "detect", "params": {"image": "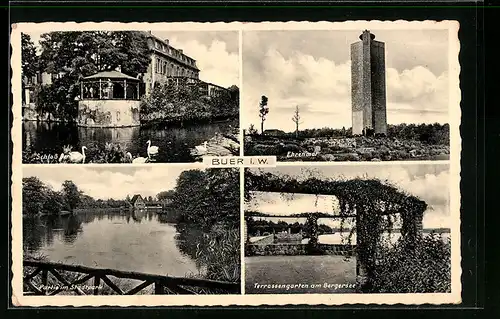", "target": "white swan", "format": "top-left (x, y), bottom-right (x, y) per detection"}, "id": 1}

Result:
top-left (126, 152), bottom-right (148, 164)
top-left (68, 146), bottom-right (86, 164)
top-left (146, 140), bottom-right (159, 157)
top-left (195, 141), bottom-right (208, 153)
